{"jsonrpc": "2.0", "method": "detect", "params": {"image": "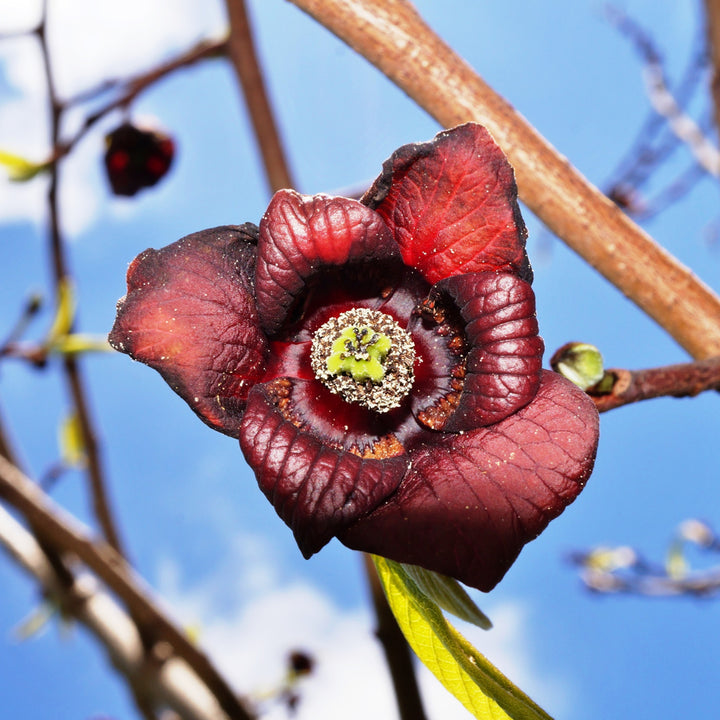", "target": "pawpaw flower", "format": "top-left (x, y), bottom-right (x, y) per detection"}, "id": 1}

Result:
top-left (104, 122), bottom-right (175, 197)
top-left (109, 123), bottom-right (599, 591)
